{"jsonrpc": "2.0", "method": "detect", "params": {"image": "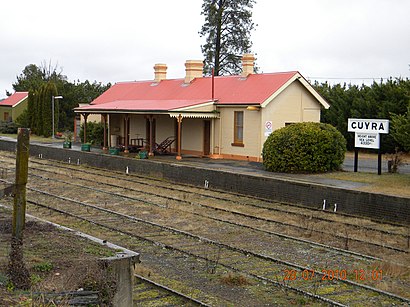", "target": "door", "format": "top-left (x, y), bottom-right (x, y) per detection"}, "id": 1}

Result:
top-left (146, 117), bottom-right (156, 150)
top-left (203, 120), bottom-right (211, 156)
top-left (123, 116), bottom-right (130, 146)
